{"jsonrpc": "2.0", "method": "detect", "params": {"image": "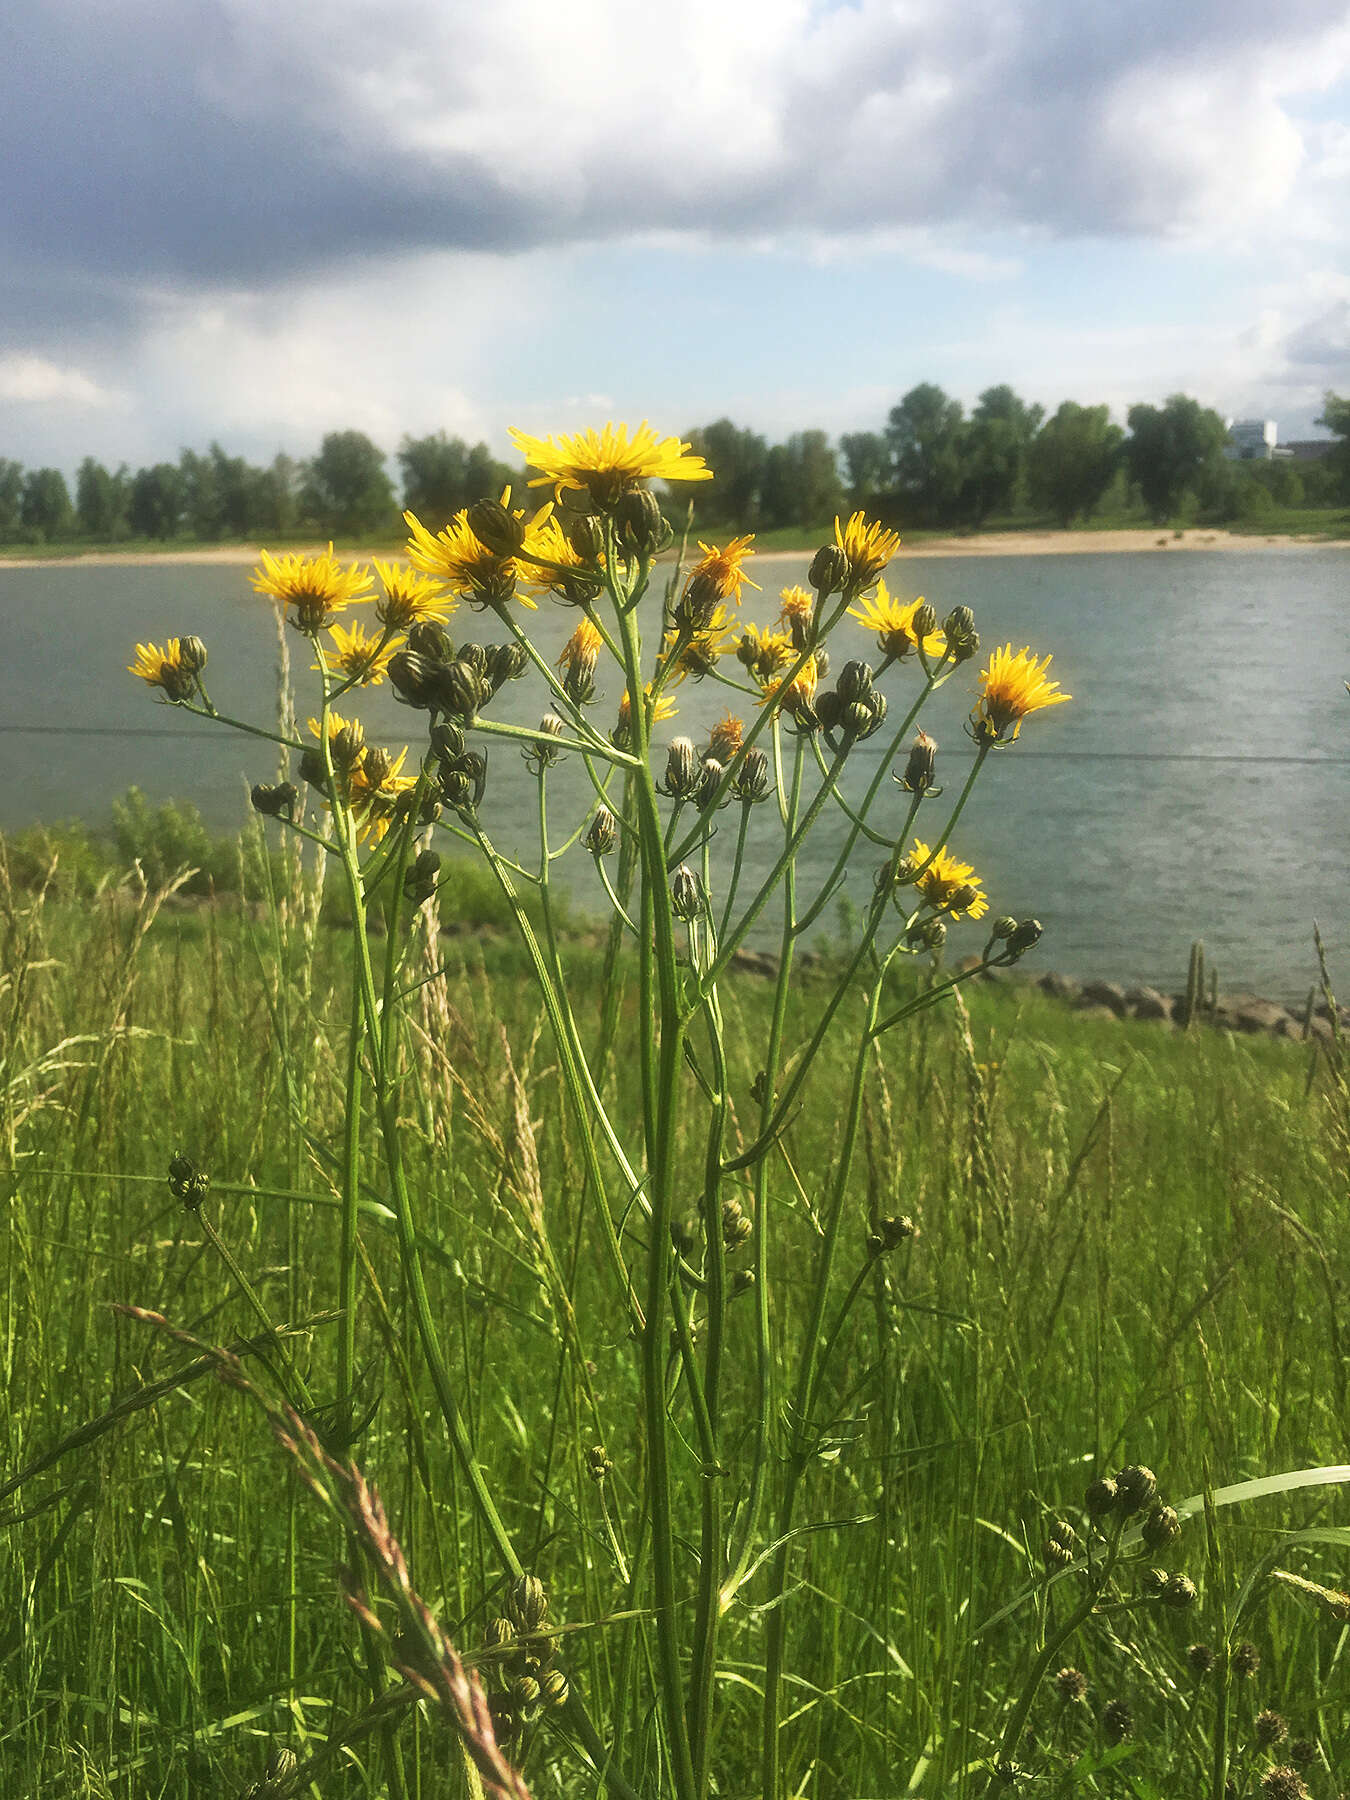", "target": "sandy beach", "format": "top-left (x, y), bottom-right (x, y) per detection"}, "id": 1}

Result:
top-left (3, 526), bottom-right (1348, 571)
